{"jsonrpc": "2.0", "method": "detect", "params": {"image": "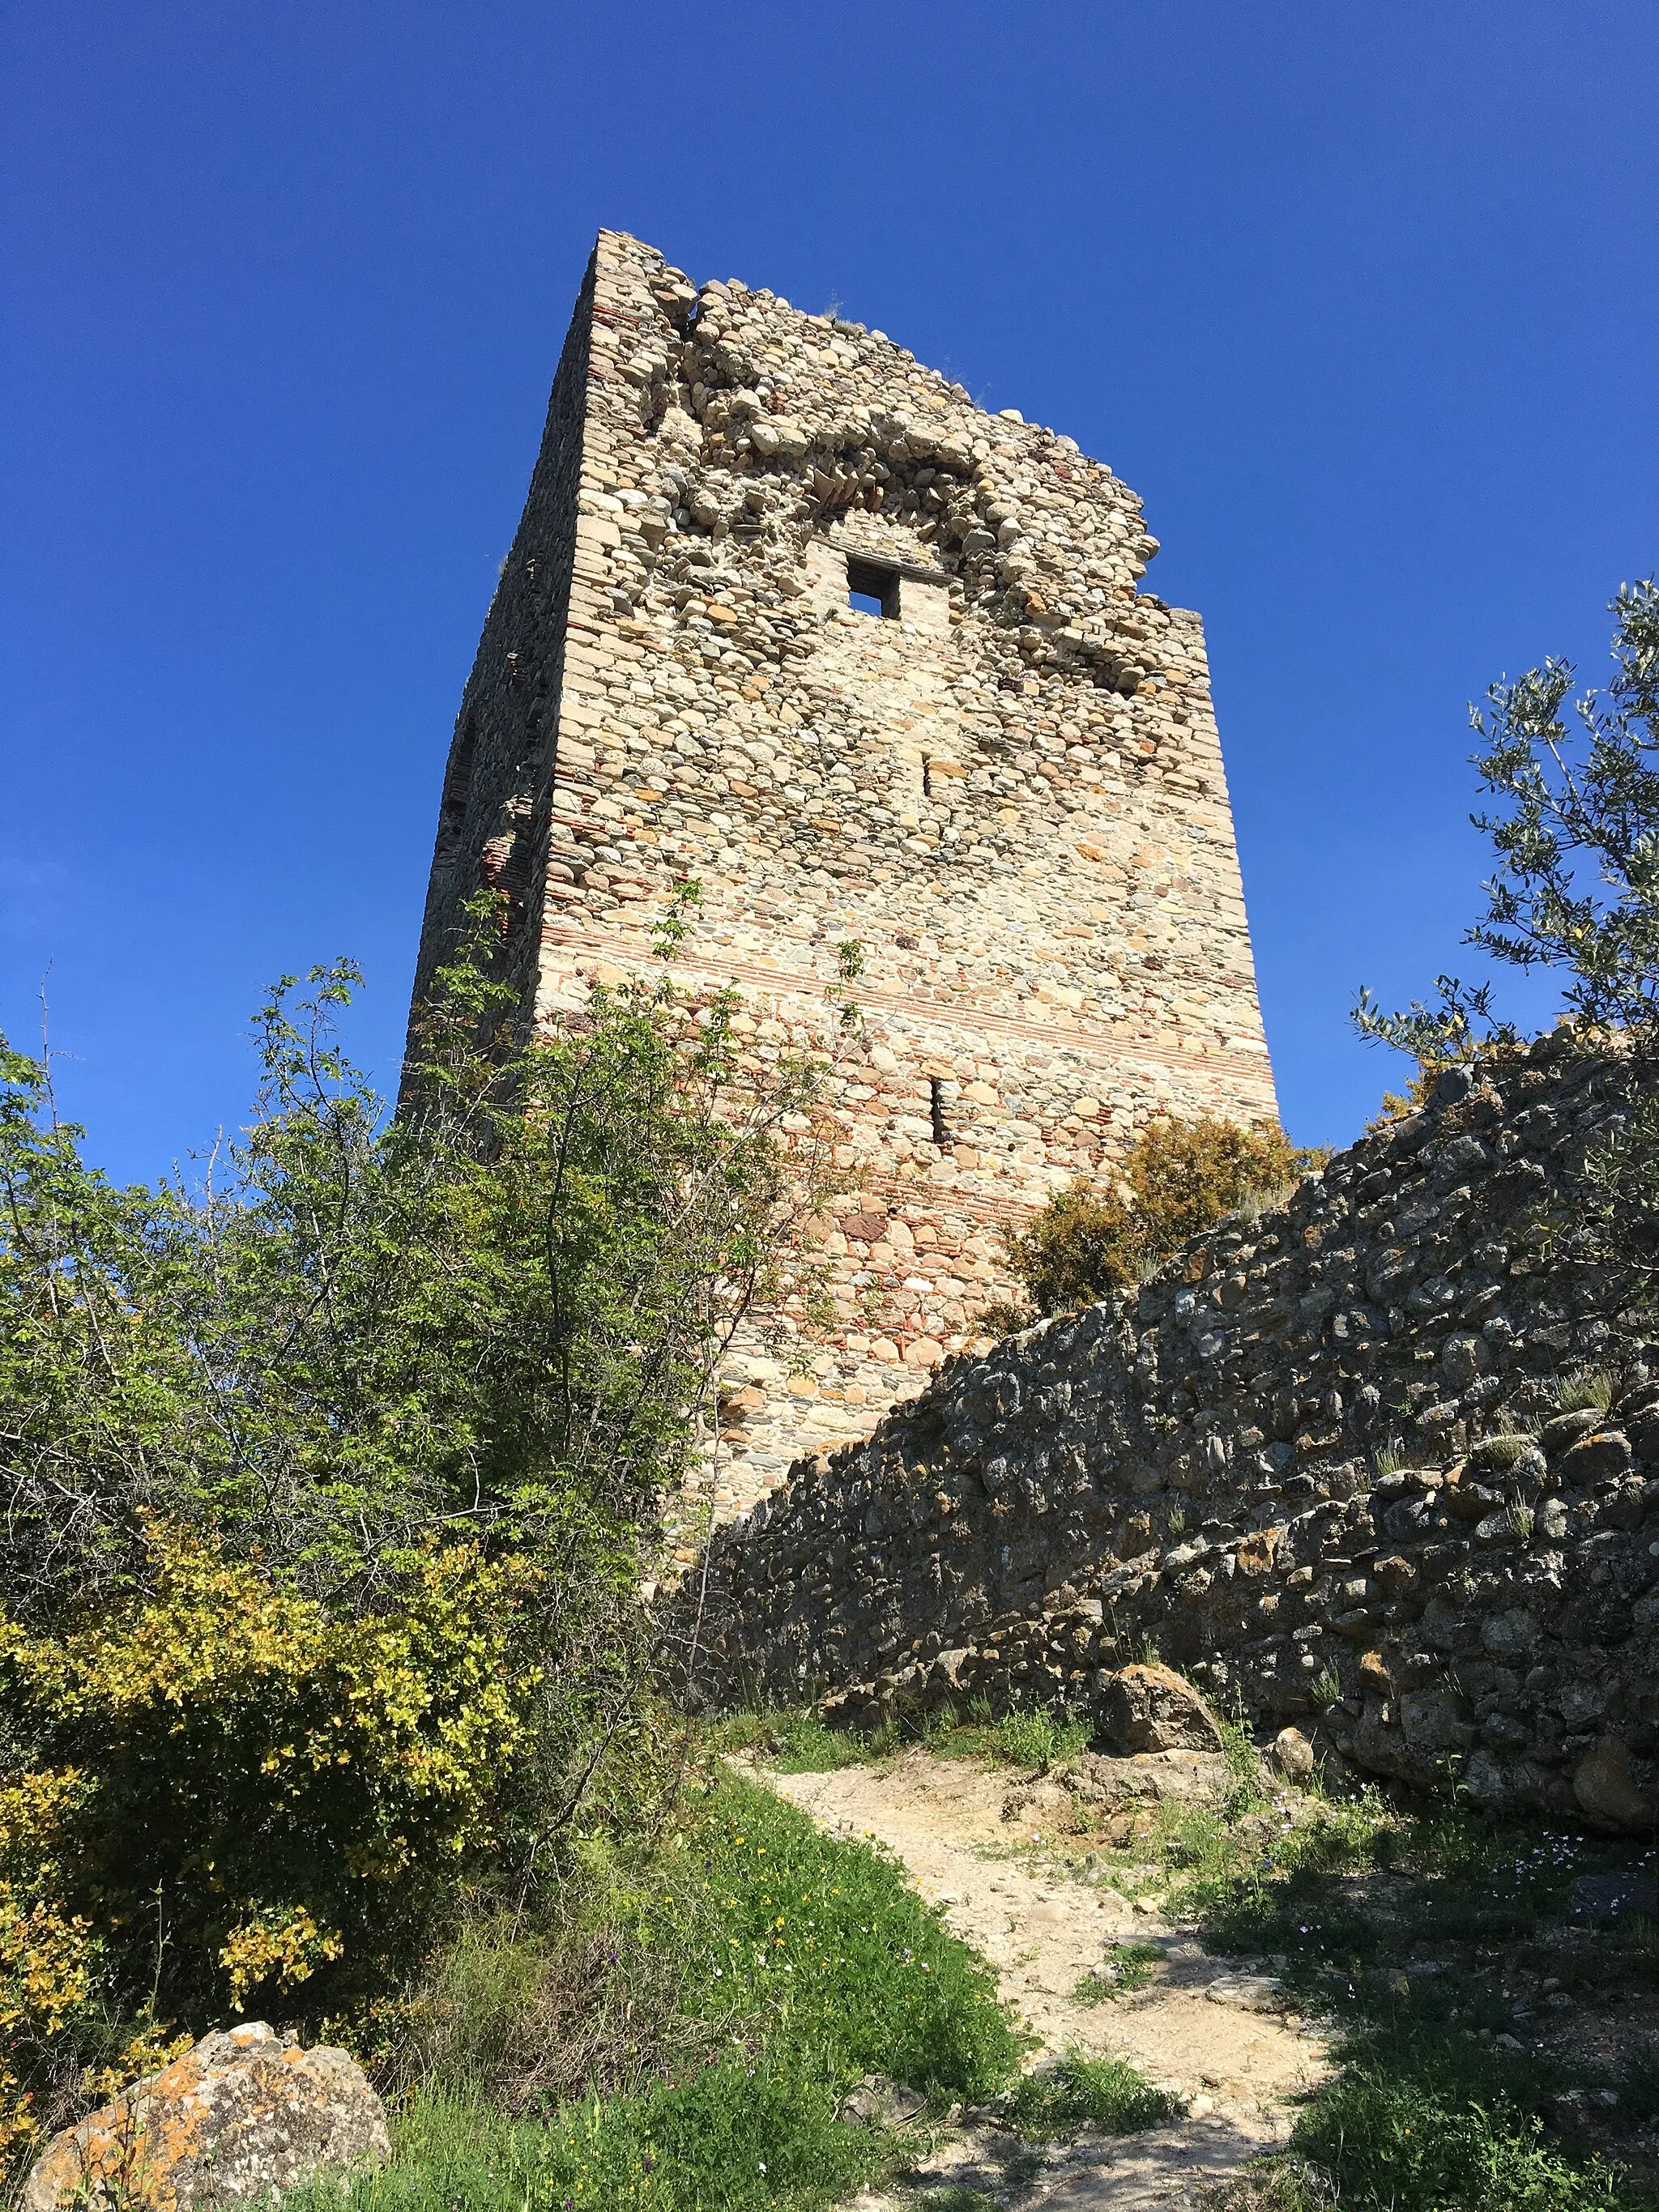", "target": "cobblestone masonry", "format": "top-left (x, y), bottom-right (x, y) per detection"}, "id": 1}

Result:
top-left (676, 1039), bottom-right (1659, 1831)
top-left (409, 230), bottom-right (1275, 1515)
